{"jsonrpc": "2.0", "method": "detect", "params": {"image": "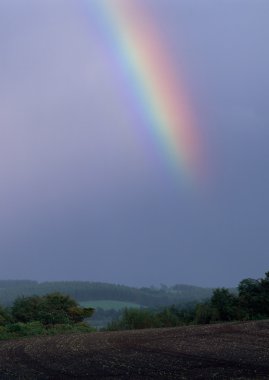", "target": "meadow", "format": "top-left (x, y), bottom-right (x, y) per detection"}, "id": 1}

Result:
top-left (79, 300), bottom-right (141, 310)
